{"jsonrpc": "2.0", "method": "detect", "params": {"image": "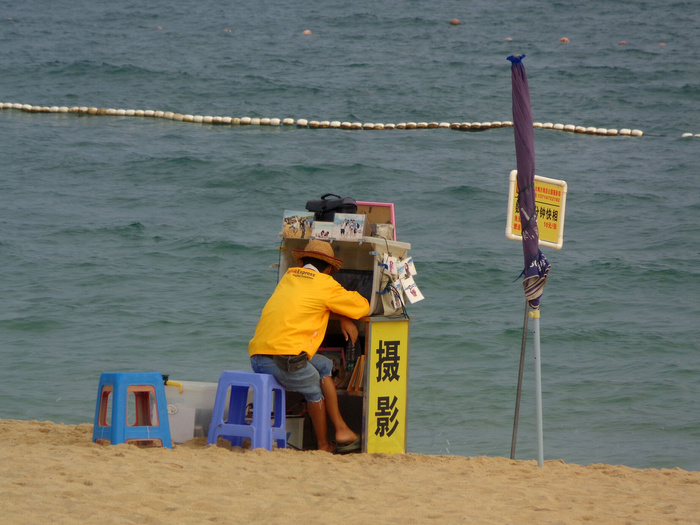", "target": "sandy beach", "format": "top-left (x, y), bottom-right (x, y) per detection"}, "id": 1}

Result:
top-left (1, 419), bottom-right (699, 524)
